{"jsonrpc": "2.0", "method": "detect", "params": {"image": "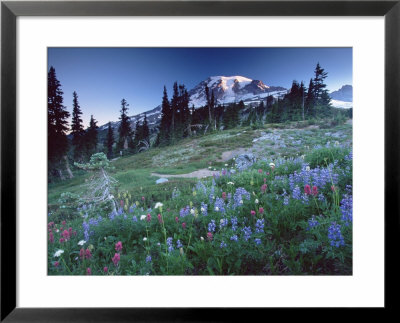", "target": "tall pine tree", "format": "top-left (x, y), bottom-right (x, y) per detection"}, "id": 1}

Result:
top-left (48, 66), bottom-right (70, 179)
top-left (158, 86), bottom-right (171, 146)
top-left (85, 115), bottom-right (98, 157)
top-left (70, 91), bottom-right (85, 161)
top-left (117, 98), bottom-right (132, 151)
